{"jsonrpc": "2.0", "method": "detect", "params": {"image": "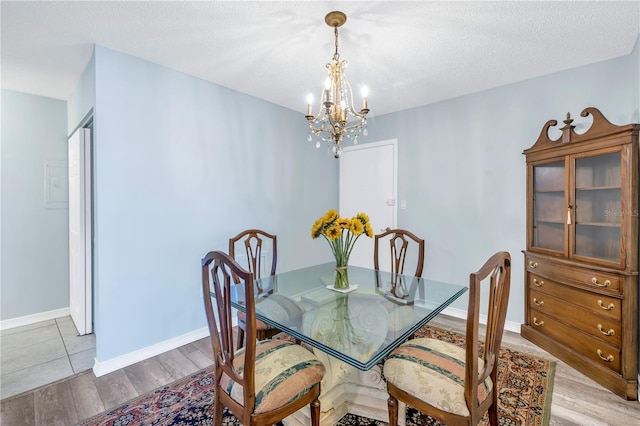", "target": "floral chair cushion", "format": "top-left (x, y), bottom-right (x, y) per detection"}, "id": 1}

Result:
top-left (219, 339), bottom-right (325, 414)
top-left (383, 337), bottom-right (492, 417)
